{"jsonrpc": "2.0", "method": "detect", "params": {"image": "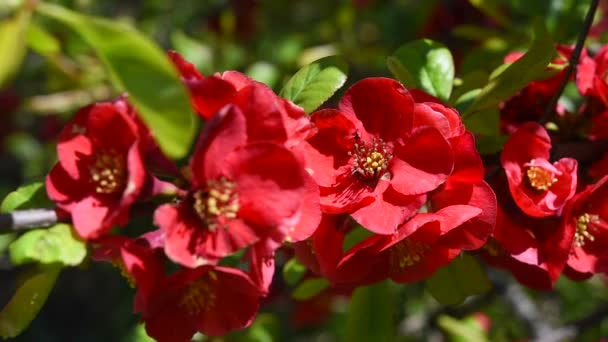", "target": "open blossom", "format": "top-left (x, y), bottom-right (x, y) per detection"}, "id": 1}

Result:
top-left (565, 176), bottom-right (608, 277)
top-left (142, 266), bottom-right (263, 341)
top-left (501, 122), bottom-right (577, 217)
top-left (155, 106), bottom-right (309, 267)
top-left (302, 78), bottom-right (454, 234)
top-left (331, 205), bottom-right (483, 286)
top-left (45, 99), bottom-right (149, 239)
